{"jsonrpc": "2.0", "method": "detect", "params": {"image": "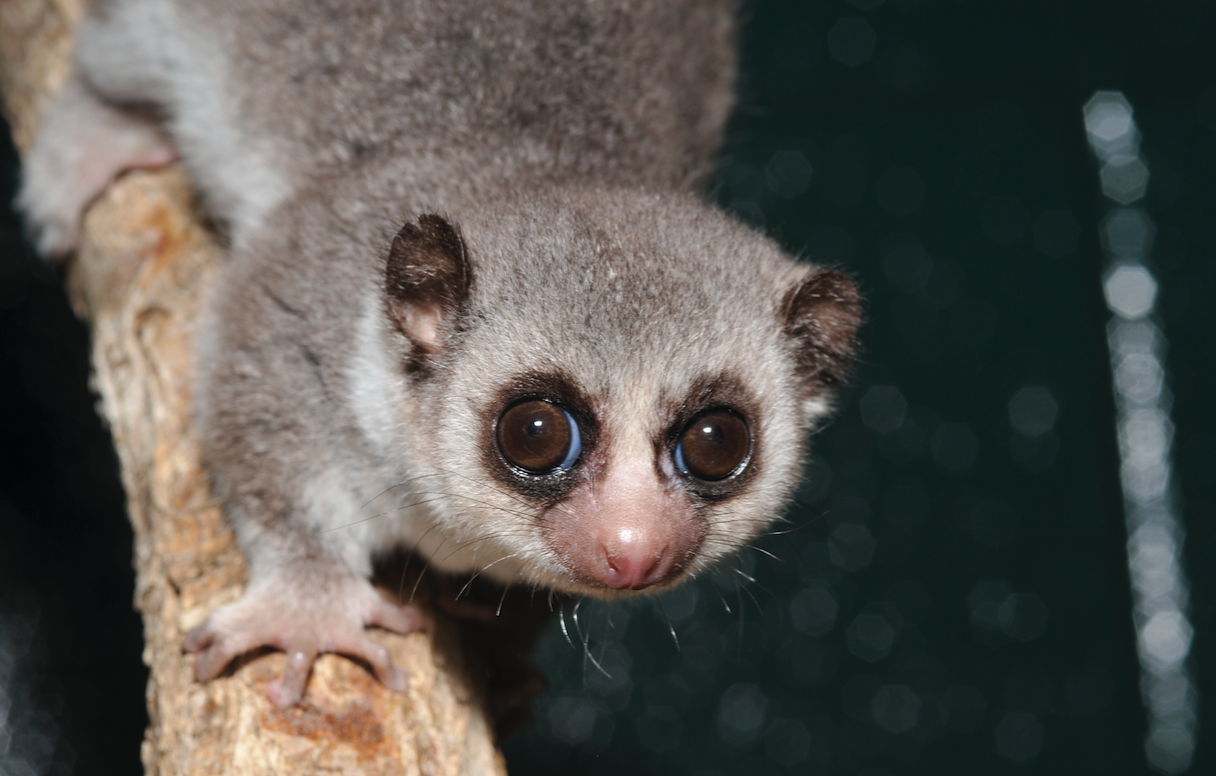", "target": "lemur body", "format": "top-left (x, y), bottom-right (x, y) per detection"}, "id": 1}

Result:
top-left (20, 0), bottom-right (861, 706)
